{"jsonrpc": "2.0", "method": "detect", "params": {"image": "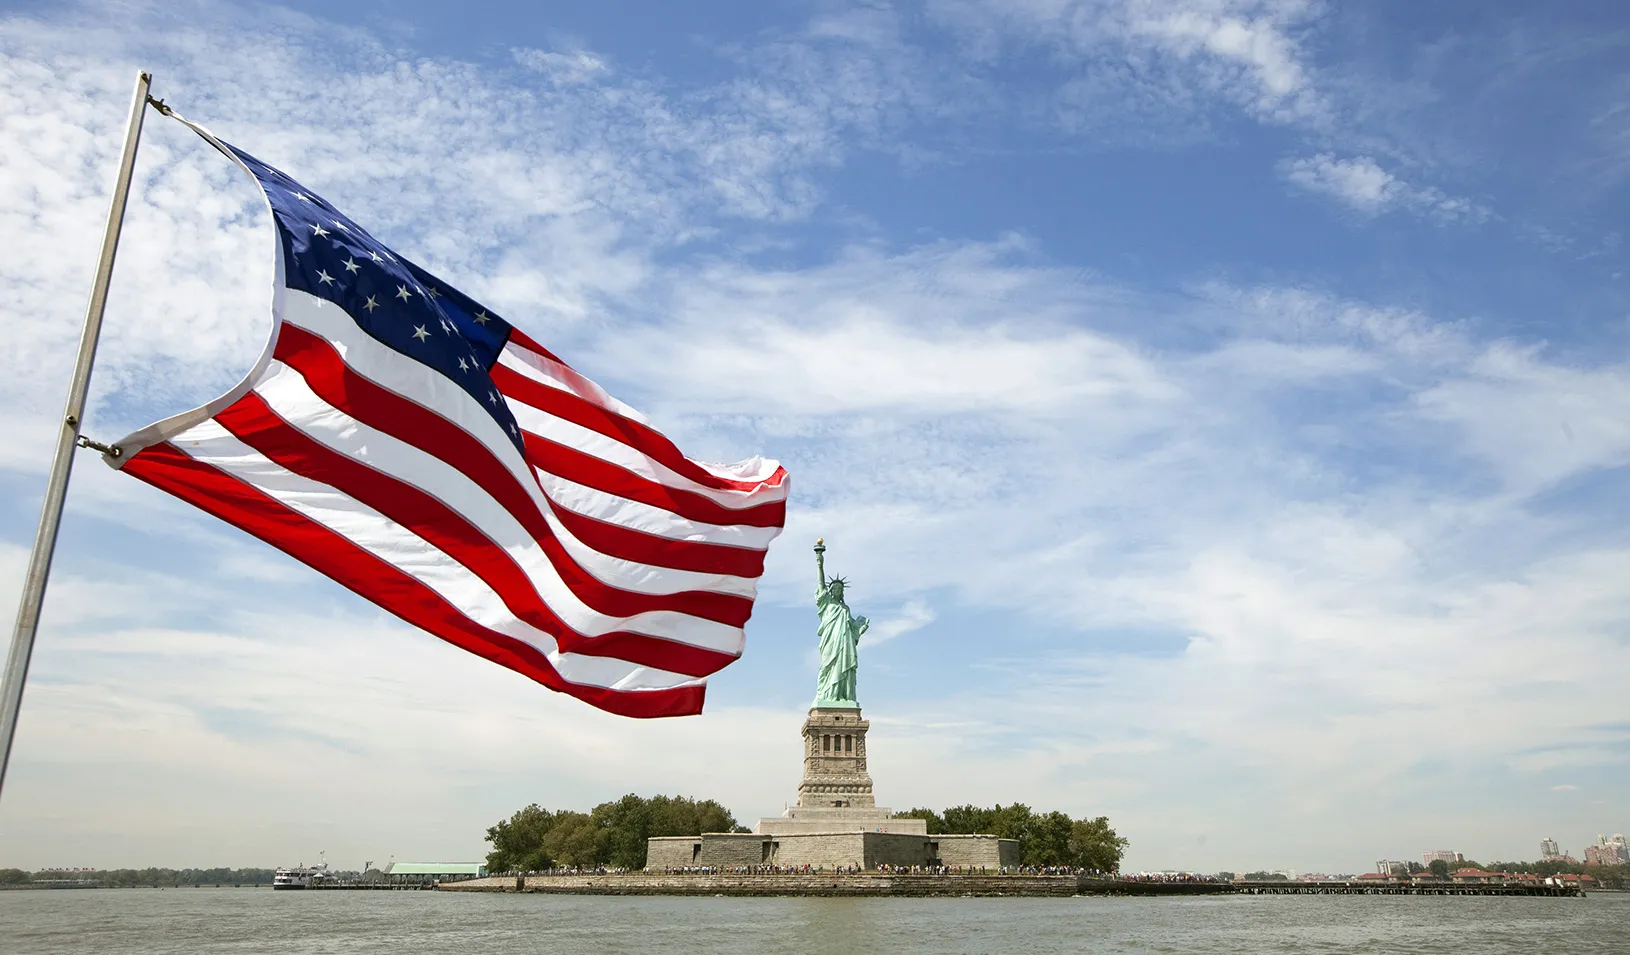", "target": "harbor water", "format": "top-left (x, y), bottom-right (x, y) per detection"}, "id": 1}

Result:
top-left (2, 887), bottom-right (1626, 954)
